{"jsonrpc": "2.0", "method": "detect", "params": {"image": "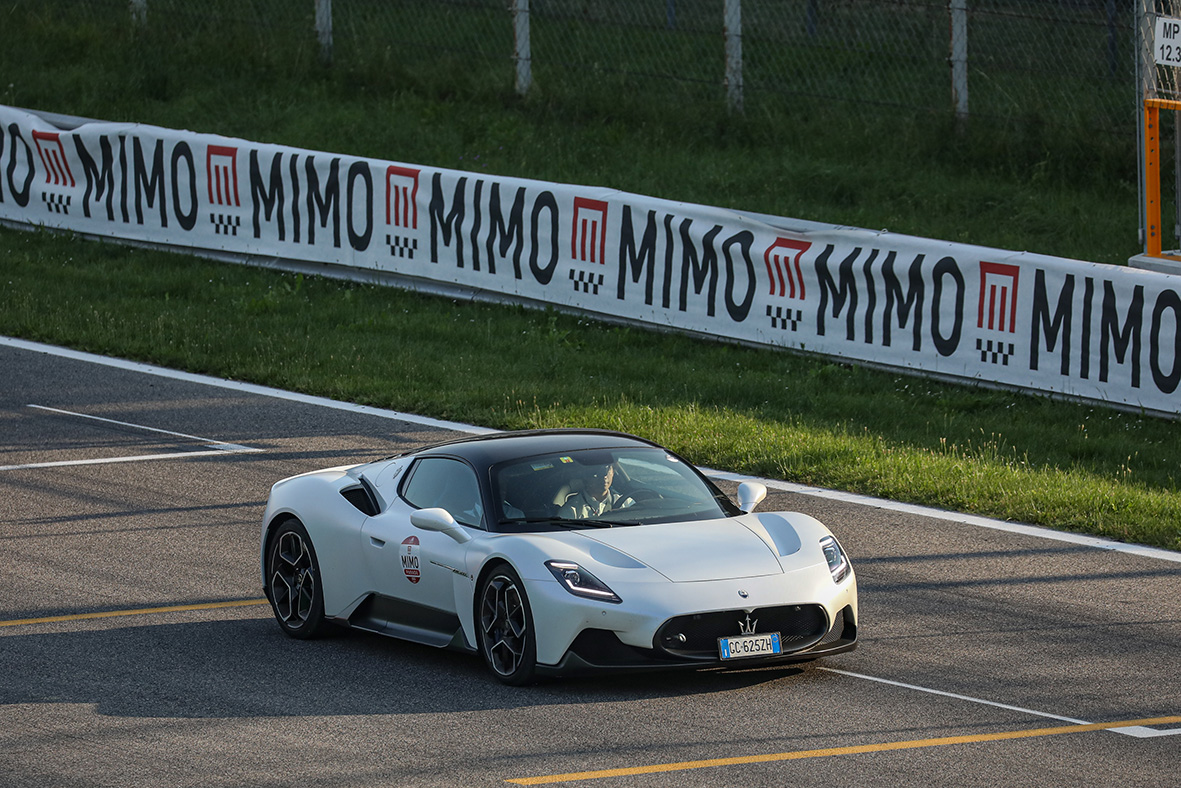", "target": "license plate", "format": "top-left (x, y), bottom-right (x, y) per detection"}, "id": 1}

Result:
top-left (718, 631), bottom-right (782, 660)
